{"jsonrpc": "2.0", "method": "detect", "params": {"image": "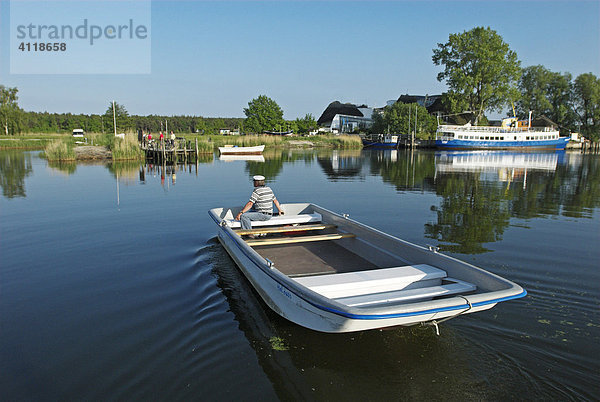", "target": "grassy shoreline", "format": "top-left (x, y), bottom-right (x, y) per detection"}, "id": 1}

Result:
top-left (4, 132), bottom-right (363, 160)
top-left (188, 134), bottom-right (363, 150)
